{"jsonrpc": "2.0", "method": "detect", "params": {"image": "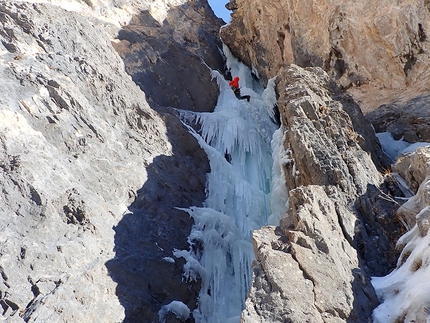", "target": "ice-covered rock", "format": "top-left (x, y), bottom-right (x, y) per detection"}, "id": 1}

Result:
top-left (372, 149), bottom-right (430, 322)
